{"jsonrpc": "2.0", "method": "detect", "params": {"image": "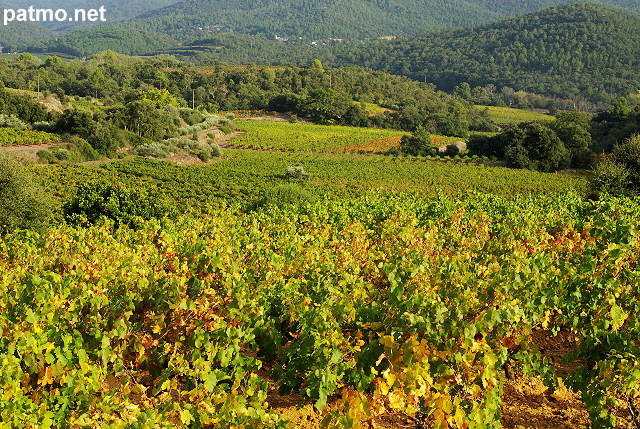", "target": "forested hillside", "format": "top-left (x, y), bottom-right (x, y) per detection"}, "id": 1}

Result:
top-left (28, 3), bottom-right (640, 109)
top-left (22, 0), bottom-right (640, 55)
top-left (72, 0), bottom-right (640, 41)
top-left (29, 27), bottom-right (179, 57)
top-left (0, 11), bottom-right (55, 52)
top-left (0, 0), bottom-right (180, 23)
top-left (329, 3), bottom-right (640, 105)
